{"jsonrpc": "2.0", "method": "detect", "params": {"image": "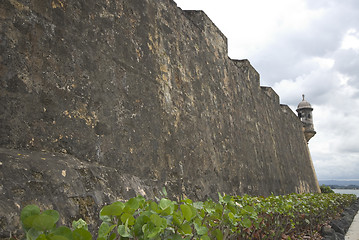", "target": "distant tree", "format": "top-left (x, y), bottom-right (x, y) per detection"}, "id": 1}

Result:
top-left (320, 184), bottom-right (335, 193)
